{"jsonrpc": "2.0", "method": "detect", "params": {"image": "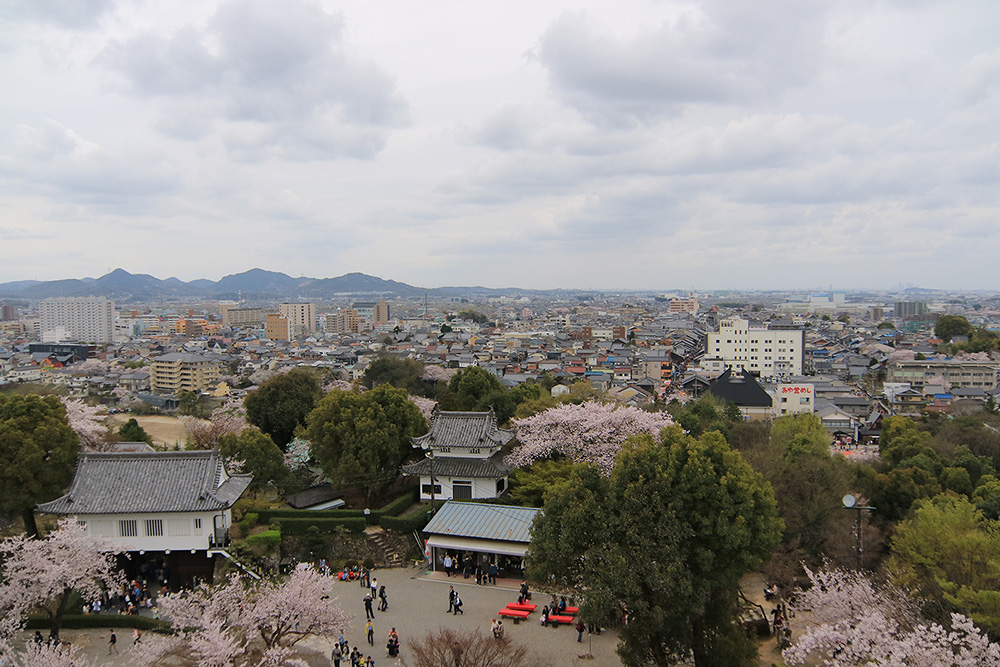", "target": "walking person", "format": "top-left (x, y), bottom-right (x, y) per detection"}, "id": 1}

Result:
top-left (488, 562), bottom-right (498, 585)
top-left (443, 554), bottom-right (453, 577)
top-left (576, 618), bottom-right (585, 643)
top-left (108, 630), bottom-right (118, 655)
top-left (378, 585), bottom-right (388, 612)
top-left (447, 586), bottom-right (455, 613)
top-left (453, 592), bottom-right (464, 614)
top-left (331, 642), bottom-right (343, 667)
top-left (364, 593), bottom-right (375, 619)
top-left (366, 619), bottom-right (375, 646)
top-left (370, 577), bottom-right (378, 599)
